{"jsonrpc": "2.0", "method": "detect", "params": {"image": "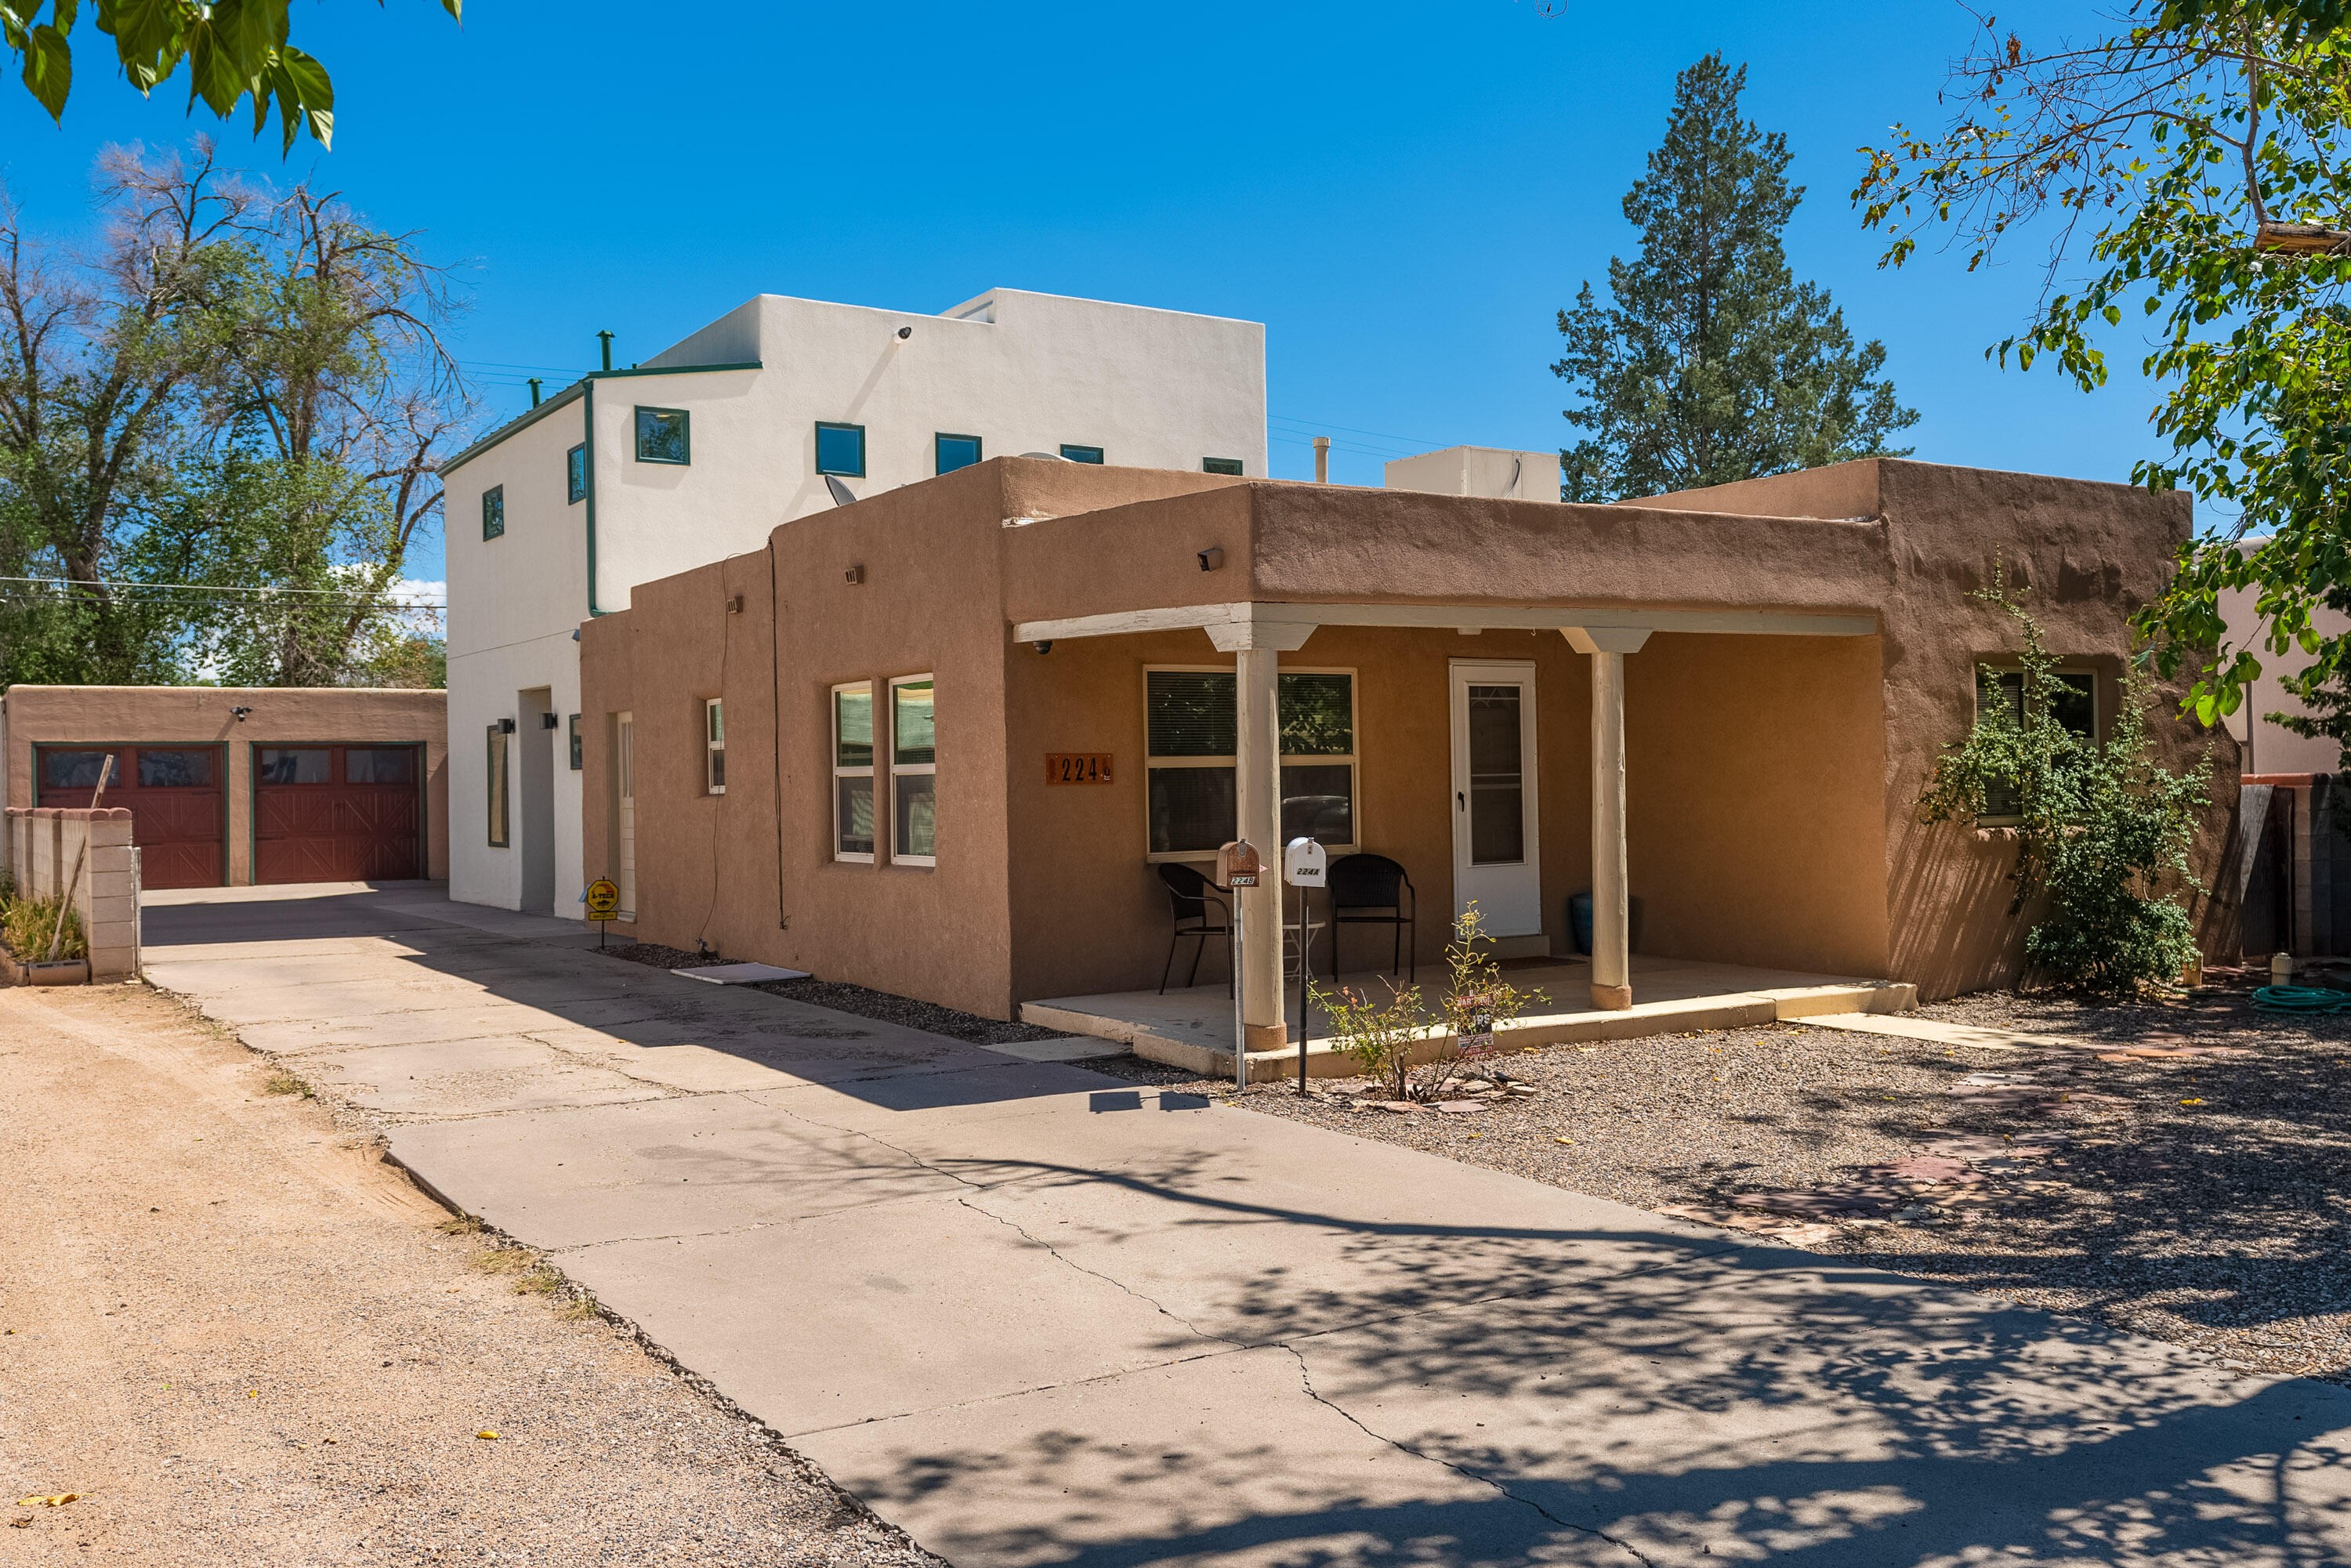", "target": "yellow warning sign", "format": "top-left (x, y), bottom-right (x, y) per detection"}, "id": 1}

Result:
top-left (585, 878), bottom-right (621, 921)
